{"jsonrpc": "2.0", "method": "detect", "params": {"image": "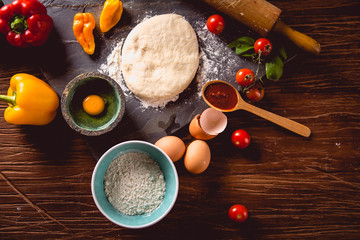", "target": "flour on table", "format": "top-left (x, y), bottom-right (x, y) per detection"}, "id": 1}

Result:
top-left (193, 20), bottom-right (240, 97)
top-left (99, 39), bottom-right (129, 95)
